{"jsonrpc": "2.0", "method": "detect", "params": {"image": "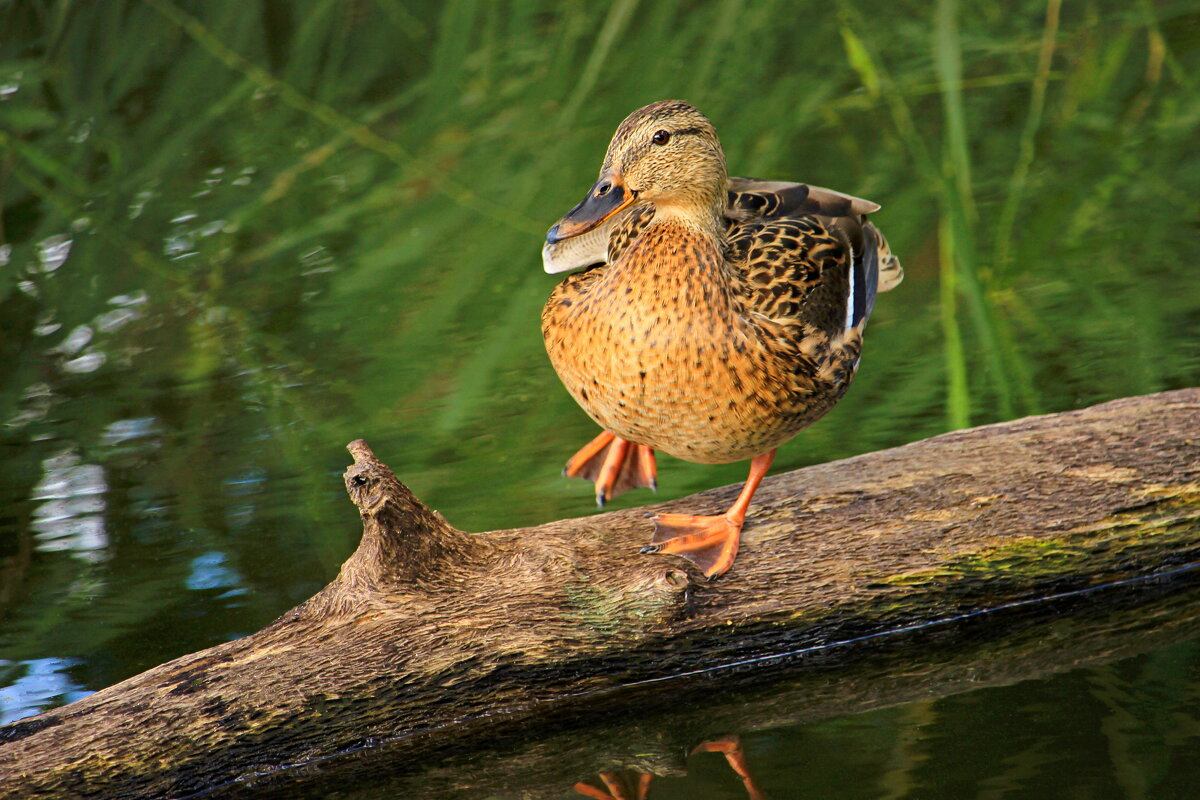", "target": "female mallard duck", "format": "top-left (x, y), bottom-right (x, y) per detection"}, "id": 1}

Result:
top-left (541, 100), bottom-right (902, 580)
